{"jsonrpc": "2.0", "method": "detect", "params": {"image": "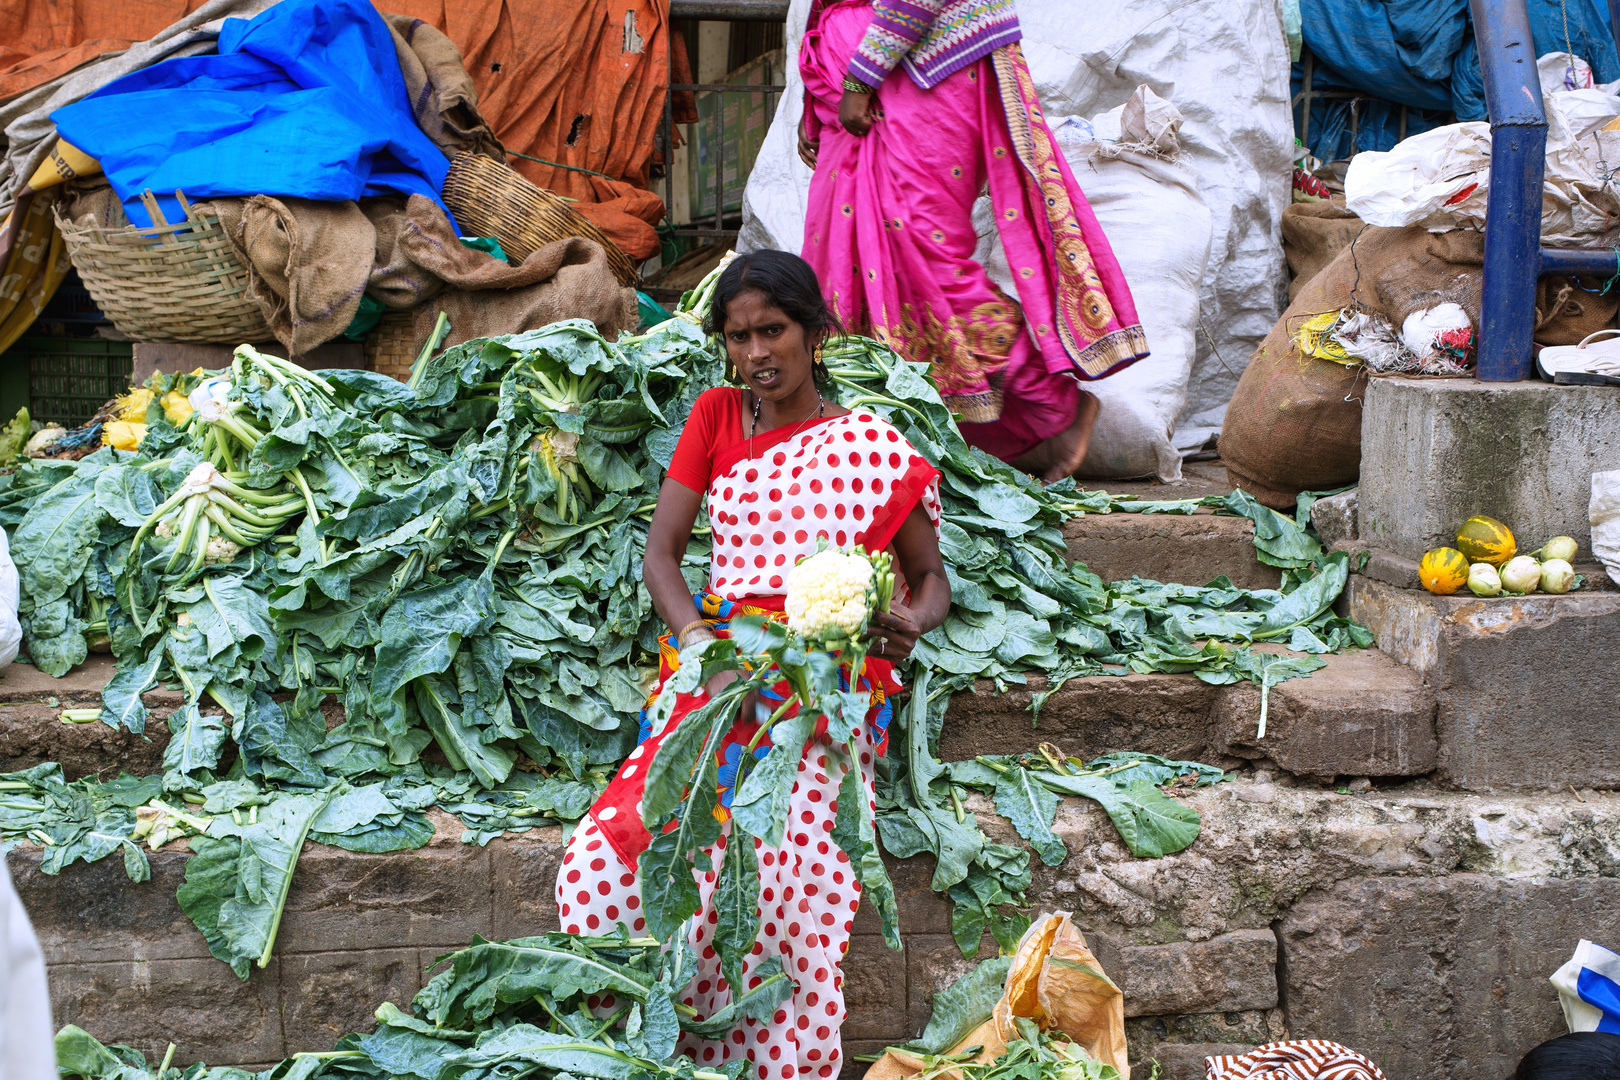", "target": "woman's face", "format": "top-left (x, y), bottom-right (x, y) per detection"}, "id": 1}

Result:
top-left (721, 288), bottom-right (817, 405)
